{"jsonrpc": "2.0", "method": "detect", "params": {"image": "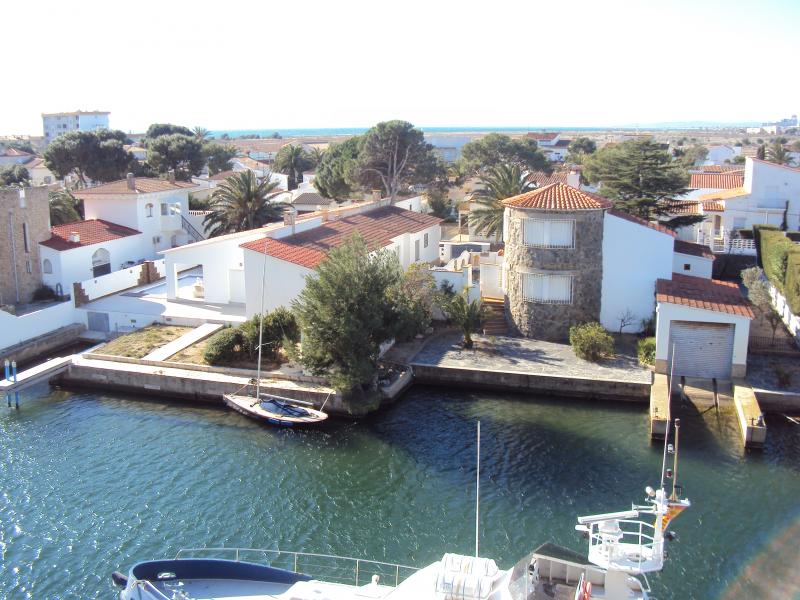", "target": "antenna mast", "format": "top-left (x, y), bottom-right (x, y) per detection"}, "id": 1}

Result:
top-left (255, 233), bottom-right (270, 400)
top-left (475, 420), bottom-right (480, 558)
